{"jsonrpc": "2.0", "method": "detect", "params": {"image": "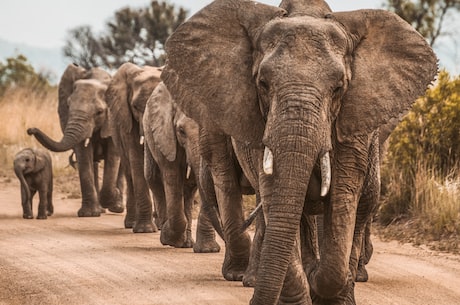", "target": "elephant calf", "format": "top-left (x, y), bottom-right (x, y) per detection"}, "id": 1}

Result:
top-left (14, 148), bottom-right (53, 219)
